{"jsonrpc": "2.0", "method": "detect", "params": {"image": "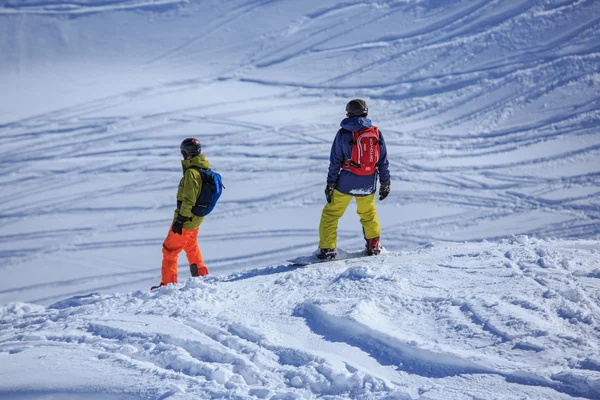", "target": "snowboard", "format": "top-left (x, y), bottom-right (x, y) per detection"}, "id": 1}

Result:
top-left (287, 249), bottom-right (377, 266)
